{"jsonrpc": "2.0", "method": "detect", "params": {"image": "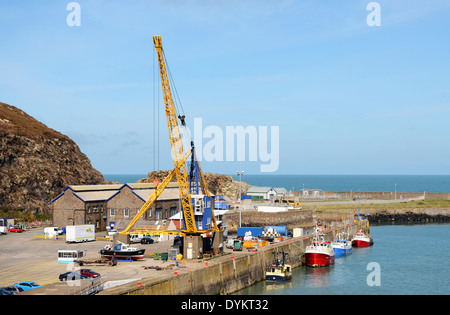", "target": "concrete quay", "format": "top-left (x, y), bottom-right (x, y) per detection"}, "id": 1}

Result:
top-left (98, 222), bottom-right (359, 295)
top-left (1, 222), bottom-right (362, 295)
